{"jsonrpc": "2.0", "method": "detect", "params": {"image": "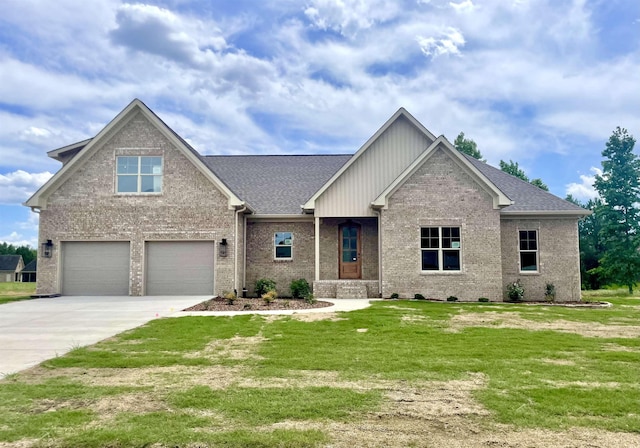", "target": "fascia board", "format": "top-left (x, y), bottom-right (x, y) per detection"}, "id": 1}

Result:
top-left (500, 209), bottom-right (592, 217)
top-left (47, 138), bottom-right (93, 160)
top-left (302, 108), bottom-right (437, 210)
